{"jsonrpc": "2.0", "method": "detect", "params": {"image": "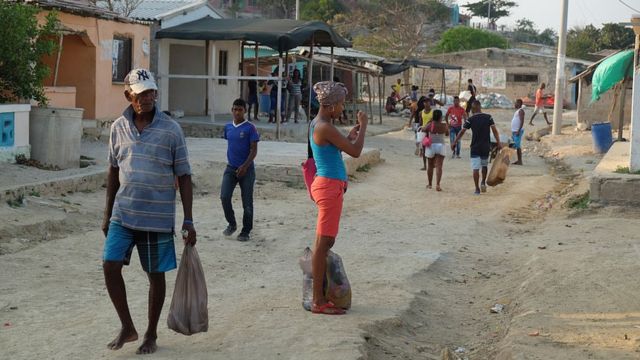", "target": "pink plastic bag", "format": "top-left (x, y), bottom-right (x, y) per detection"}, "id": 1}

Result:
top-left (167, 245), bottom-right (208, 335)
top-left (301, 158), bottom-right (317, 201)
